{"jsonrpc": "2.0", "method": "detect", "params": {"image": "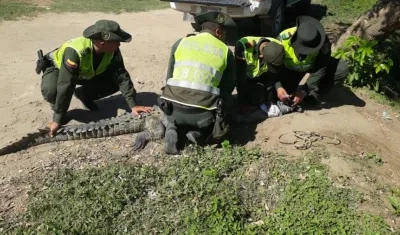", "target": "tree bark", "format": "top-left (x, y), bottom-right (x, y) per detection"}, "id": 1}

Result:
top-left (332, 0), bottom-right (400, 51)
